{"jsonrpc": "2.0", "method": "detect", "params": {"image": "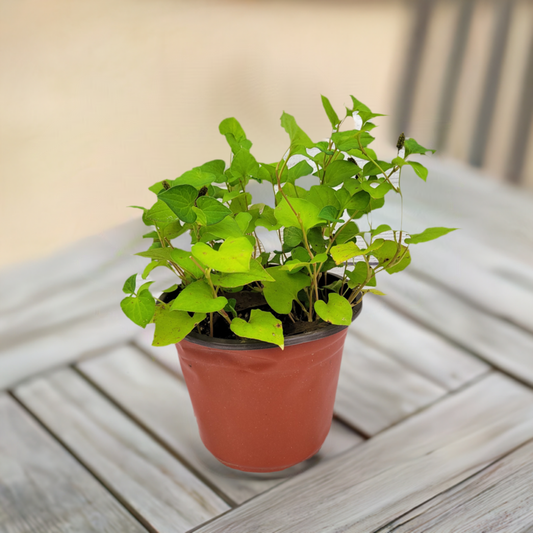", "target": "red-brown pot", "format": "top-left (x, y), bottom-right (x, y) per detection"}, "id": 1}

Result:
top-left (175, 303), bottom-right (361, 473)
